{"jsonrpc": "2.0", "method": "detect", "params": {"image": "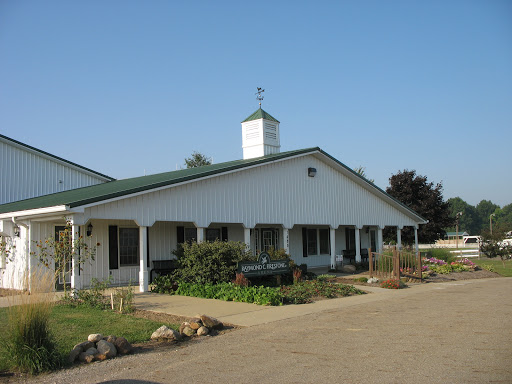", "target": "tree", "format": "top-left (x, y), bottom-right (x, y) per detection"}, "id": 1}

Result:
top-left (446, 197), bottom-right (479, 235)
top-left (475, 200), bottom-right (499, 233)
top-left (480, 223), bottom-right (512, 268)
top-left (384, 170), bottom-right (454, 244)
top-left (353, 166), bottom-right (375, 183)
top-left (32, 219), bottom-right (96, 294)
top-left (184, 151), bottom-right (212, 168)
top-left (494, 203), bottom-right (512, 228)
